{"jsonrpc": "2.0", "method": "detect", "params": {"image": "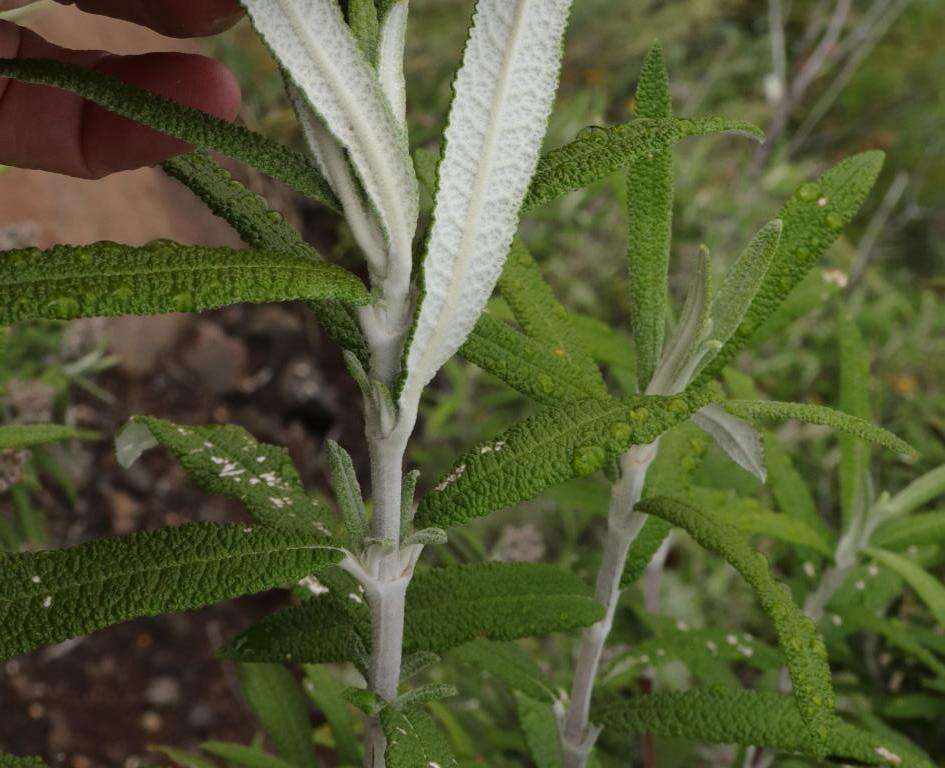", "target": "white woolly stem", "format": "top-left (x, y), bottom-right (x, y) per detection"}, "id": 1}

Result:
top-left (559, 442), bottom-right (658, 768)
